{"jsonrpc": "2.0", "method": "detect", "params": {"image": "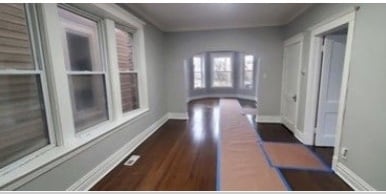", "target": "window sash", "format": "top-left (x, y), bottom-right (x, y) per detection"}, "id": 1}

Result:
top-left (210, 53), bottom-right (233, 87)
top-left (242, 55), bottom-right (254, 89)
top-left (193, 55), bottom-right (205, 89)
top-left (115, 26), bottom-right (140, 114)
top-left (59, 6), bottom-right (110, 134)
top-left (0, 4), bottom-right (55, 170)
